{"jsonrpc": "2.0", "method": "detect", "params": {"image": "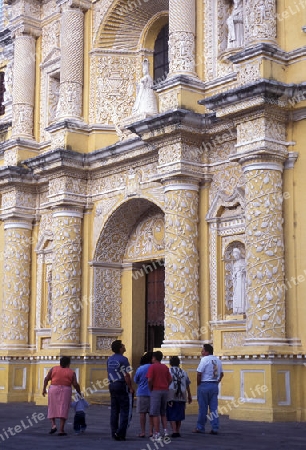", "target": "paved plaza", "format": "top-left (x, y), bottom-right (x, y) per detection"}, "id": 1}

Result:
top-left (0, 402), bottom-right (305, 449)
